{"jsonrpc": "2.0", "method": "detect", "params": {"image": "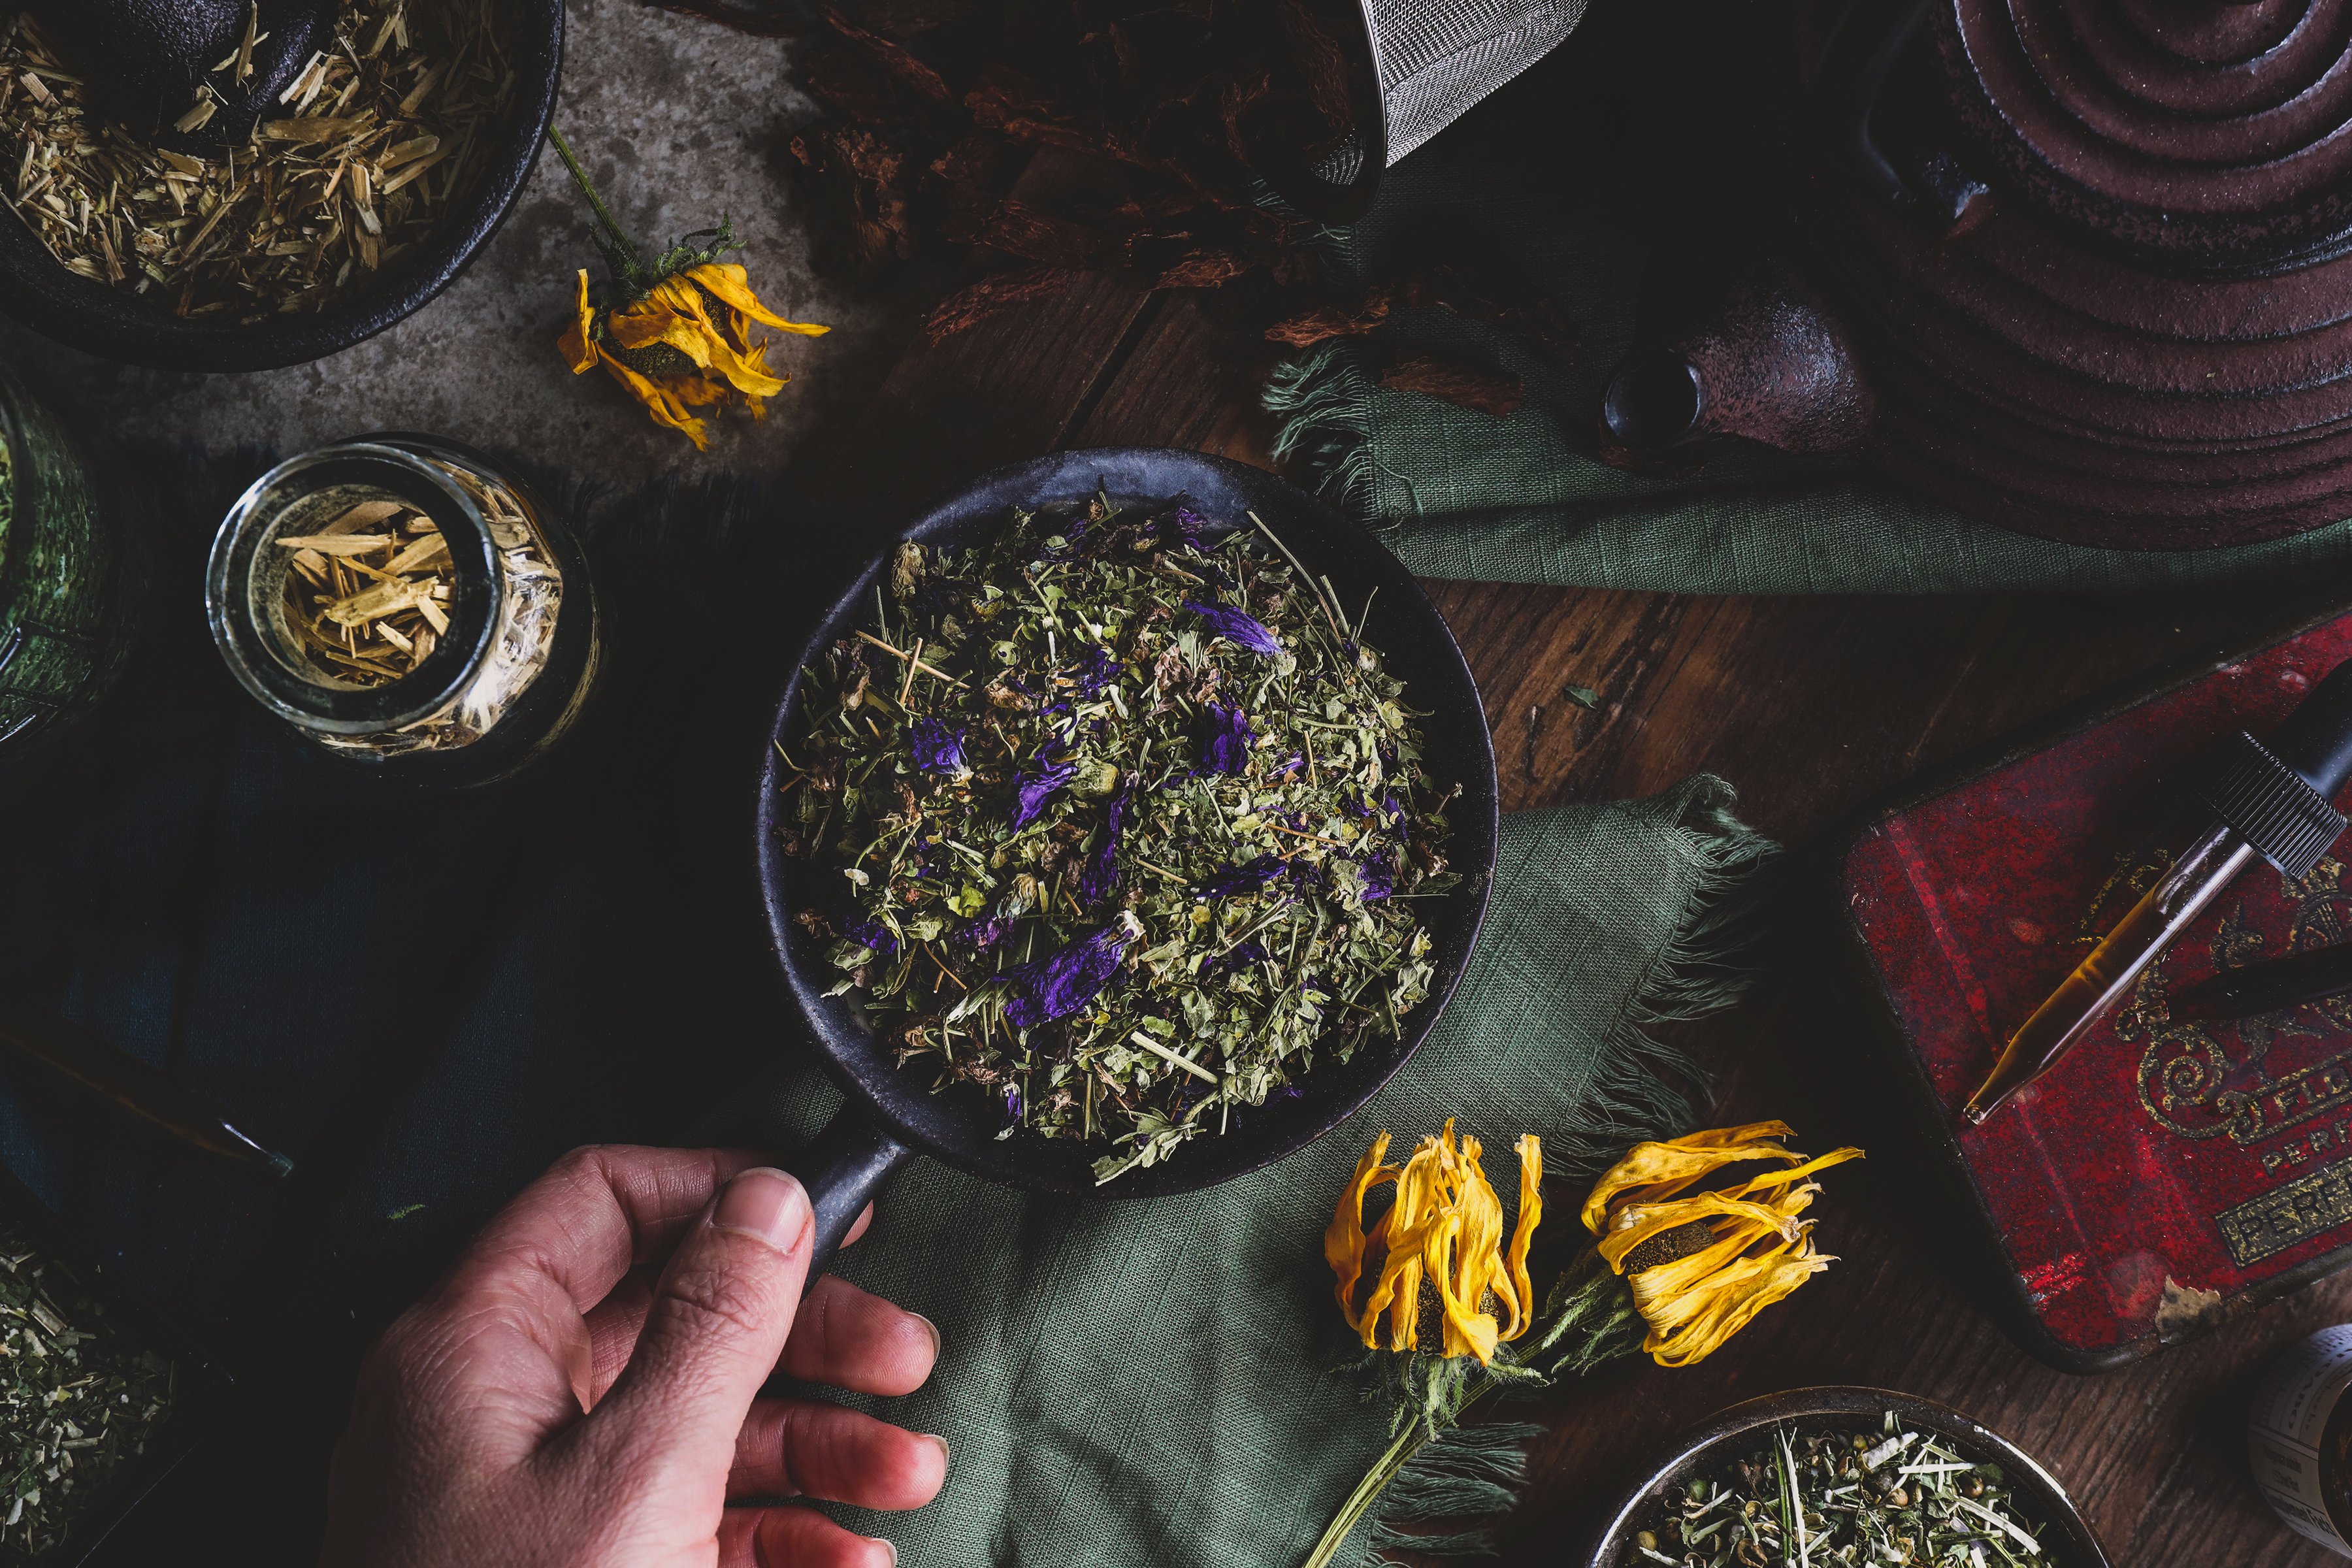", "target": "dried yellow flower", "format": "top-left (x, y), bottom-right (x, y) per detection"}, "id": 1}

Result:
top-left (546, 128), bottom-right (828, 451)
top-left (1326, 1121), bottom-right (1541, 1367)
top-left (1580, 1122), bottom-right (1863, 1368)
top-left (559, 262), bottom-right (827, 451)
